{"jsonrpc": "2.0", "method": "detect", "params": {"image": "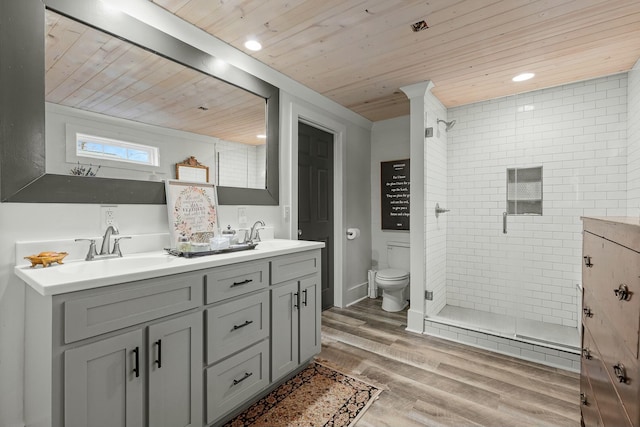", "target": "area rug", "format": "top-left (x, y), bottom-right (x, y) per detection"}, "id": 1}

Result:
top-left (223, 361), bottom-right (382, 427)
